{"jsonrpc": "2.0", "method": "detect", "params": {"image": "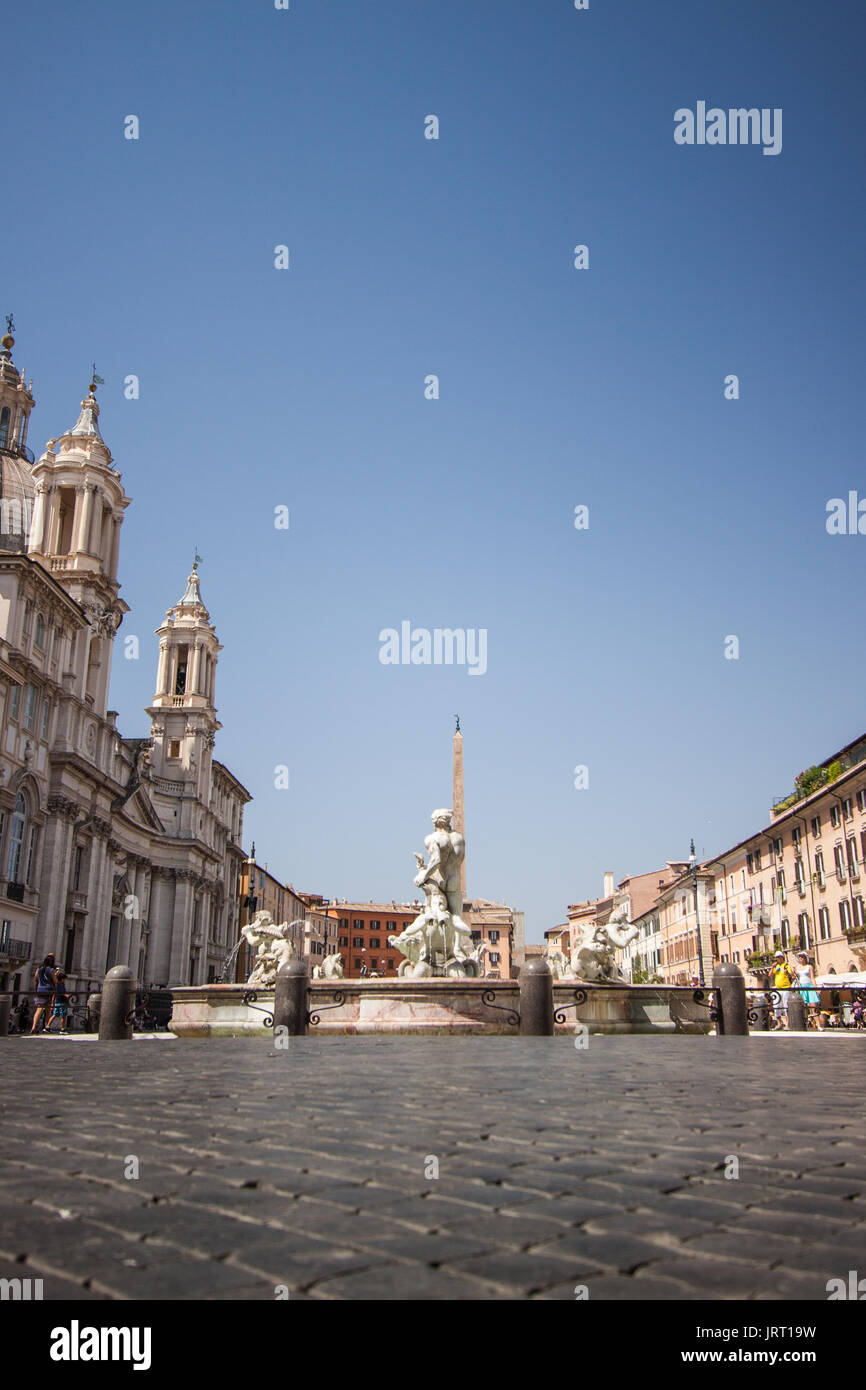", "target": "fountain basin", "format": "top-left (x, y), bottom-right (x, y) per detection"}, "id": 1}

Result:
top-left (168, 979), bottom-right (711, 1037)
